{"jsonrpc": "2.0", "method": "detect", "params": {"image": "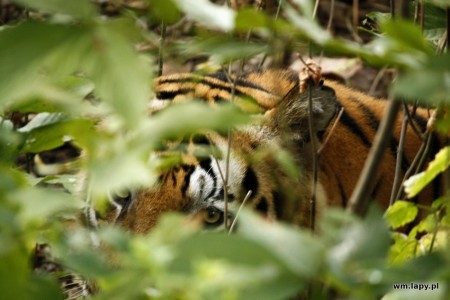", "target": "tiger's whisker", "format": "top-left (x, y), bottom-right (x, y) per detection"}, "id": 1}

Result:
top-left (228, 190), bottom-right (252, 234)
